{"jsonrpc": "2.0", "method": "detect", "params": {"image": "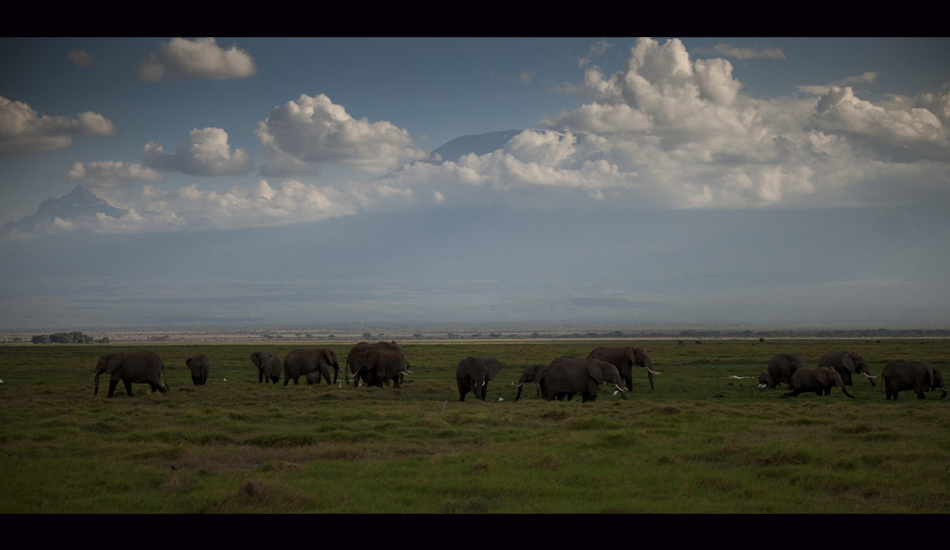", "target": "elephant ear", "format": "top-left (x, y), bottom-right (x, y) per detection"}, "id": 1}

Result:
top-left (625, 347), bottom-right (639, 367)
top-left (323, 348), bottom-right (335, 365)
top-left (105, 354), bottom-right (122, 374)
top-left (186, 357), bottom-right (193, 368)
top-left (250, 352), bottom-right (262, 368)
top-left (842, 353), bottom-right (856, 374)
top-left (587, 361), bottom-right (605, 384)
top-left (486, 359), bottom-right (503, 380)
